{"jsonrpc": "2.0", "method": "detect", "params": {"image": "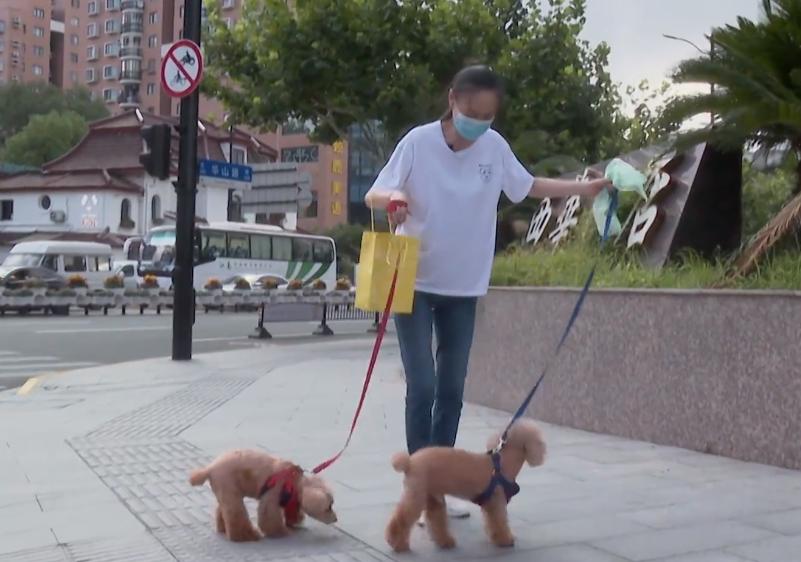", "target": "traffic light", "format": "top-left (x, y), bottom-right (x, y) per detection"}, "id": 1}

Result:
top-left (139, 123), bottom-right (172, 180)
